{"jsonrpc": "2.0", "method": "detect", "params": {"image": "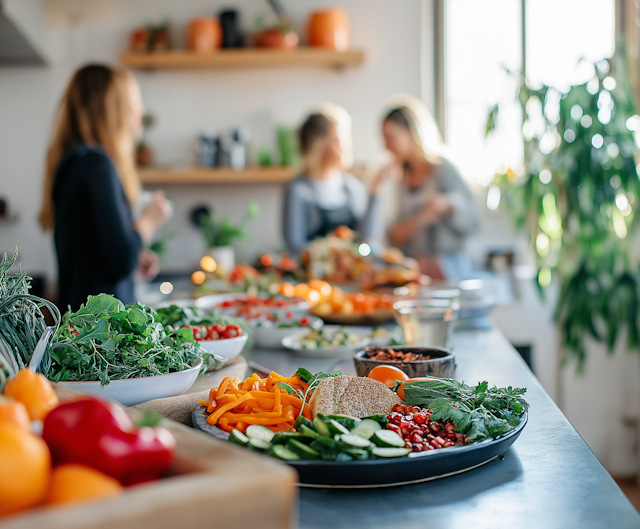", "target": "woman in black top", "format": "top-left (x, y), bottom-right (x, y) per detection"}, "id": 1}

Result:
top-left (39, 64), bottom-right (172, 311)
